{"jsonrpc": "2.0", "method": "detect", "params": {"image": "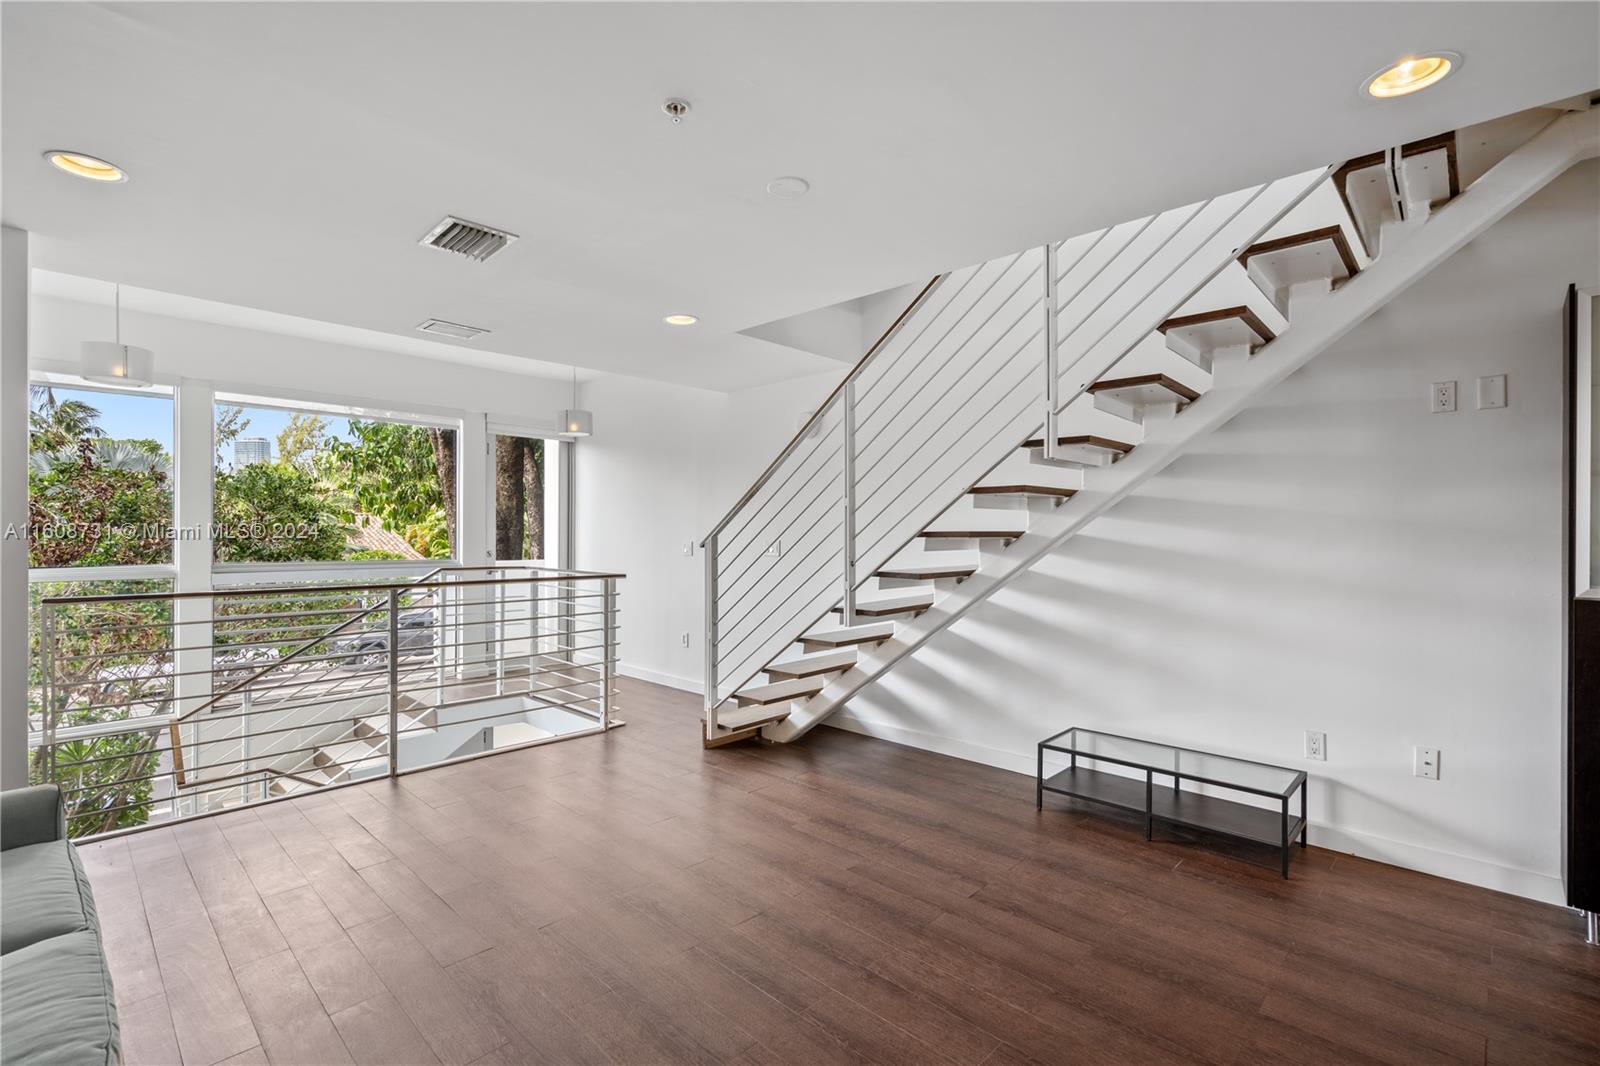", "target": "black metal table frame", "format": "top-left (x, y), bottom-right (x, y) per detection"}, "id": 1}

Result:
top-left (1036, 727), bottom-right (1309, 878)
